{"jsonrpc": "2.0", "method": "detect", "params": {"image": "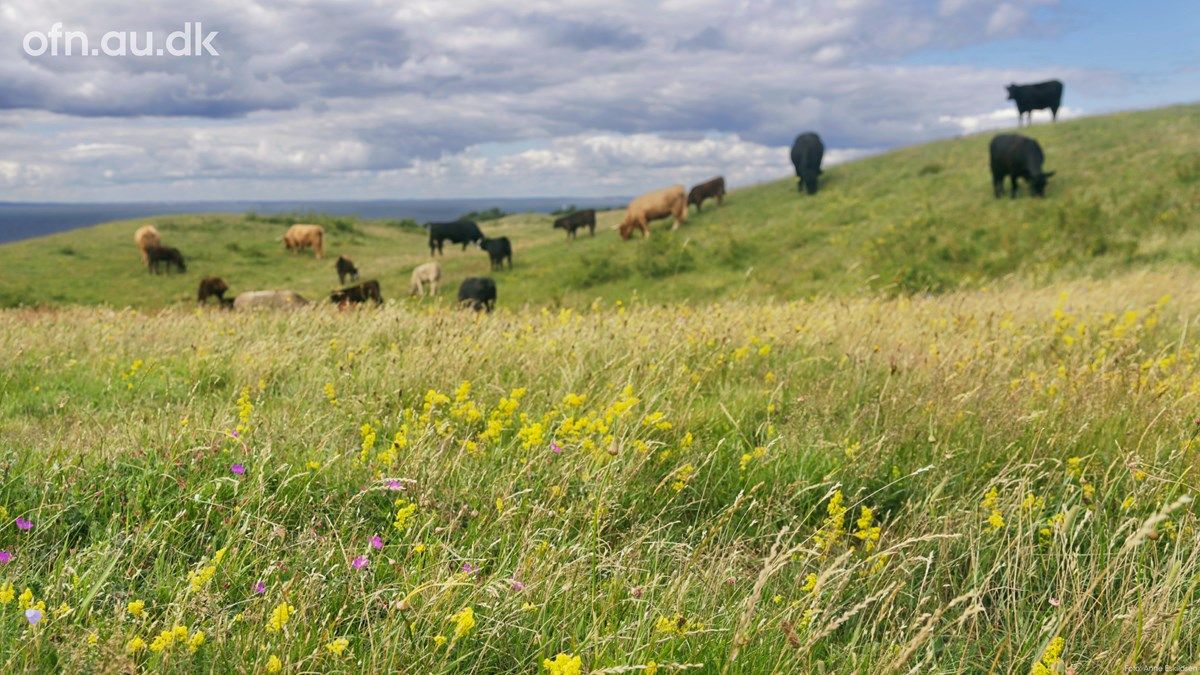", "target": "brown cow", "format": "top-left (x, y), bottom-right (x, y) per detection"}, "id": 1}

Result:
top-left (282, 224), bottom-right (325, 259)
top-left (197, 276), bottom-right (229, 304)
top-left (619, 185), bottom-right (687, 239)
top-left (687, 176), bottom-right (725, 211)
top-left (134, 225), bottom-right (161, 264)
